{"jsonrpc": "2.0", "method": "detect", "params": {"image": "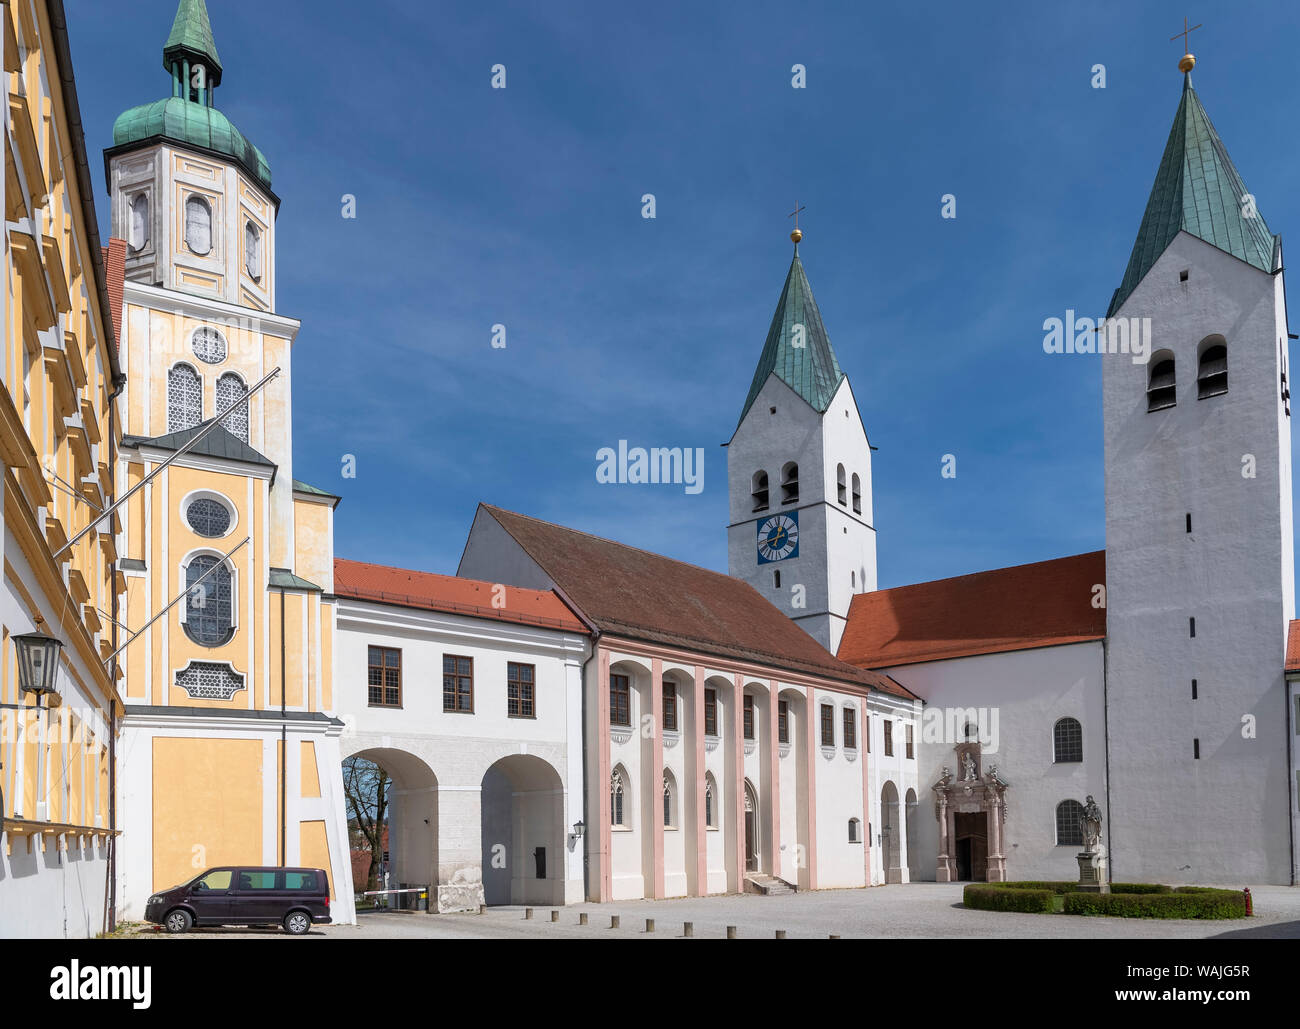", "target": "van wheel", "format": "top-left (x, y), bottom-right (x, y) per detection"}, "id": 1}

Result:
top-left (283, 911), bottom-right (311, 936)
top-left (164, 909), bottom-right (192, 934)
